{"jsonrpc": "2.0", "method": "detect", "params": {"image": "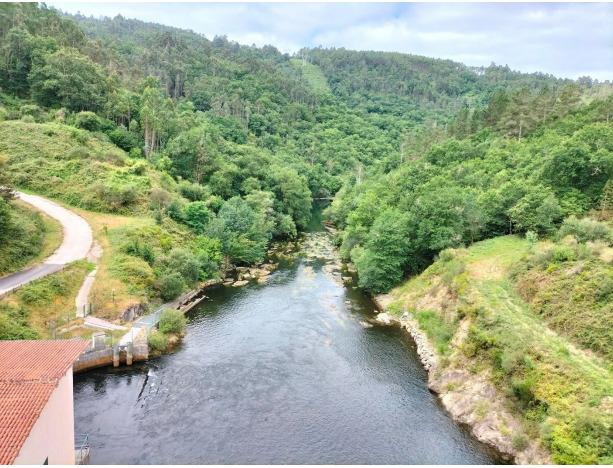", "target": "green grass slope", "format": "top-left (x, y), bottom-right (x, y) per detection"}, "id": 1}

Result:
top-left (384, 235), bottom-right (613, 464)
top-left (291, 58), bottom-right (332, 95)
top-left (0, 121), bottom-right (164, 215)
